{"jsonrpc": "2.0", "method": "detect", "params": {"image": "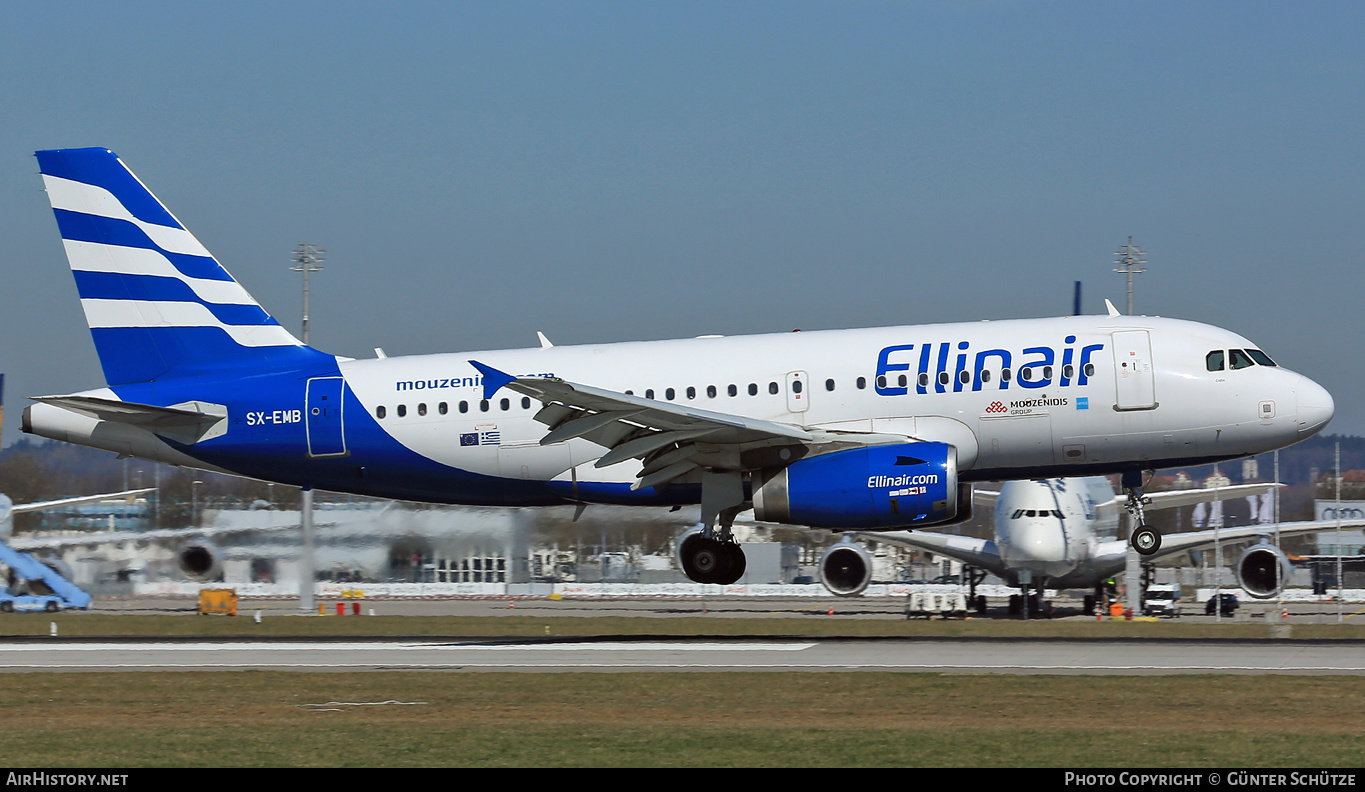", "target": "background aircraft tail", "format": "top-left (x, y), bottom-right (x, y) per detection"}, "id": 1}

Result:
top-left (35, 148), bottom-right (330, 386)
